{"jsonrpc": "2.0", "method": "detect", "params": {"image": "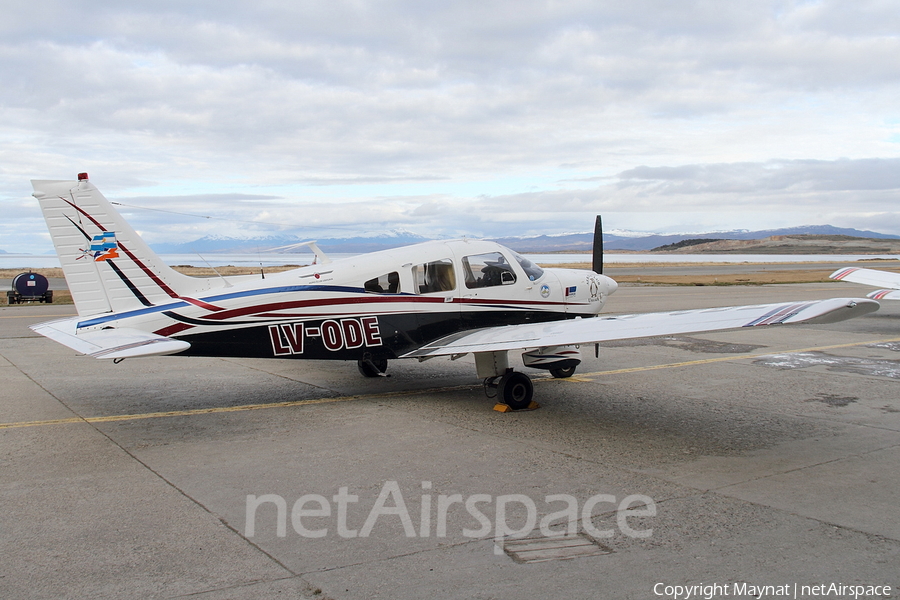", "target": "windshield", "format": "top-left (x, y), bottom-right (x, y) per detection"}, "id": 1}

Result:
top-left (511, 251), bottom-right (544, 282)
